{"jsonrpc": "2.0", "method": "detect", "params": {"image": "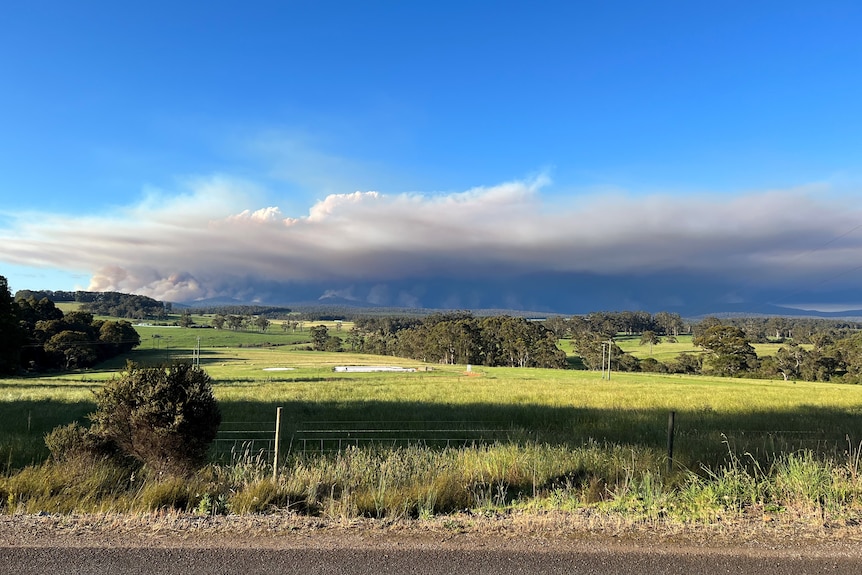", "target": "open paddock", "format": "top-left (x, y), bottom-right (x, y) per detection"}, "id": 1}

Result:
top-left (3, 346), bottom-right (862, 473)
